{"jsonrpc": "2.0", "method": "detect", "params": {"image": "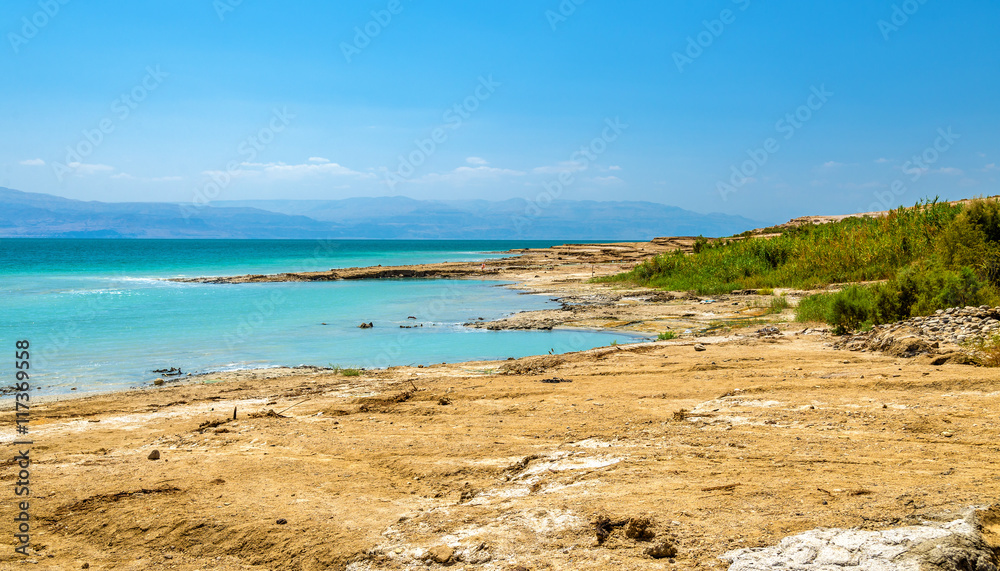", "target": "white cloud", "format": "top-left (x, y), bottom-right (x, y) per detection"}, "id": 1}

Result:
top-left (19, 158), bottom-right (45, 166)
top-left (532, 161), bottom-right (587, 175)
top-left (204, 160), bottom-right (373, 180)
top-left (608, 165), bottom-right (622, 171)
top-left (416, 165), bottom-right (525, 185)
top-left (465, 156), bottom-right (488, 166)
top-left (112, 172), bottom-right (182, 182)
top-left (67, 162), bottom-right (114, 175)
top-left (935, 167), bottom-right (963, 176)
top-left (593, 175), bottom-right (624, 184)
top-left (841, 181), bottom-right (884, 190)
top-left (821, 161), bottom-right (843, 168)
top-left (308, 157), bottom-right (330, 163)
top-left (874, 158), bottom-right (890, 164)
top-left (982, 163), bottom-right (997, 172)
